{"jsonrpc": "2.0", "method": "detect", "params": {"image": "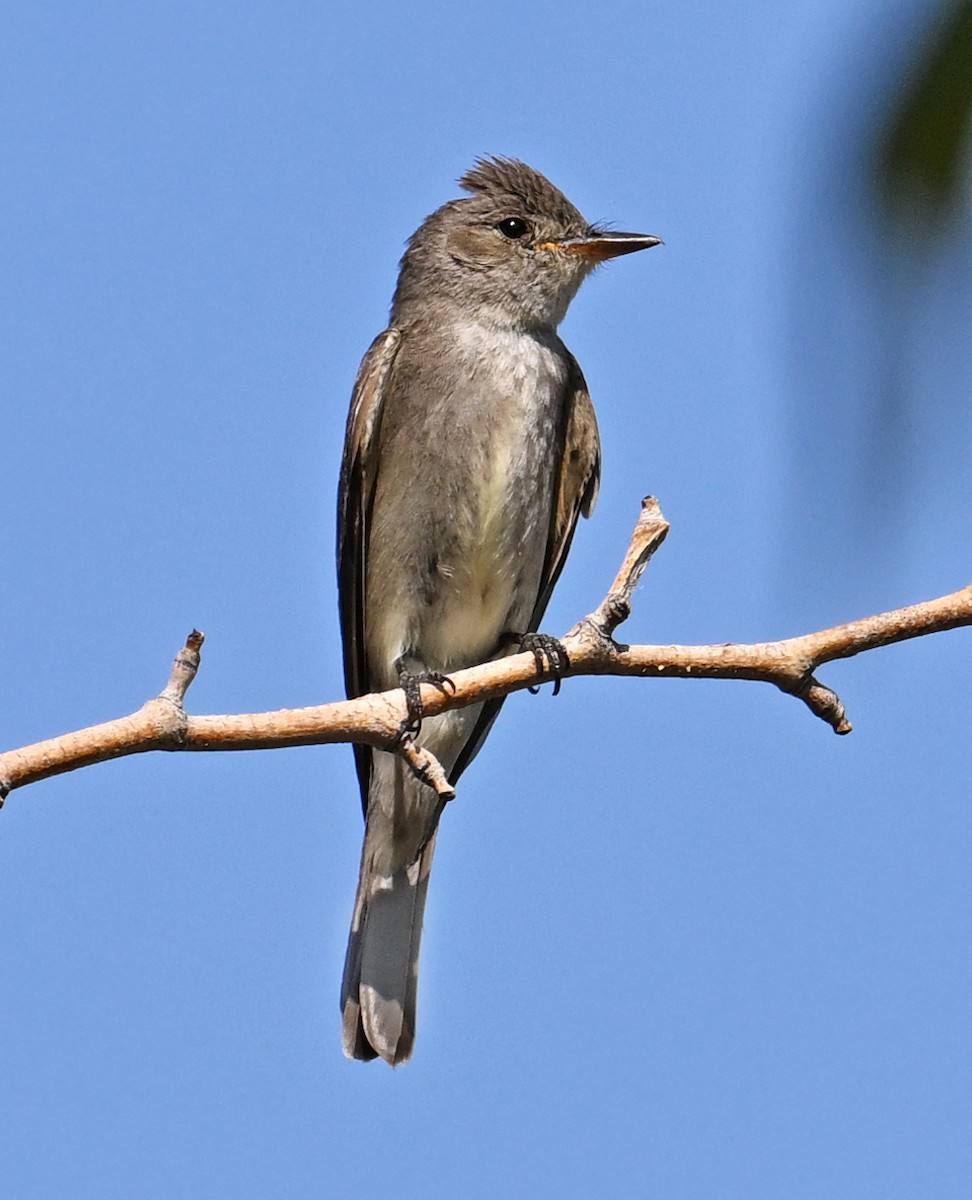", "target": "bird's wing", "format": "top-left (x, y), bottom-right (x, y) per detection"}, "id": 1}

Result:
top-left (529, 348), bottom-right (601, 627)
top-left (337, 327), bottom-right (403, 811)
top-left (450, 351), bottom-right (601, 781)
